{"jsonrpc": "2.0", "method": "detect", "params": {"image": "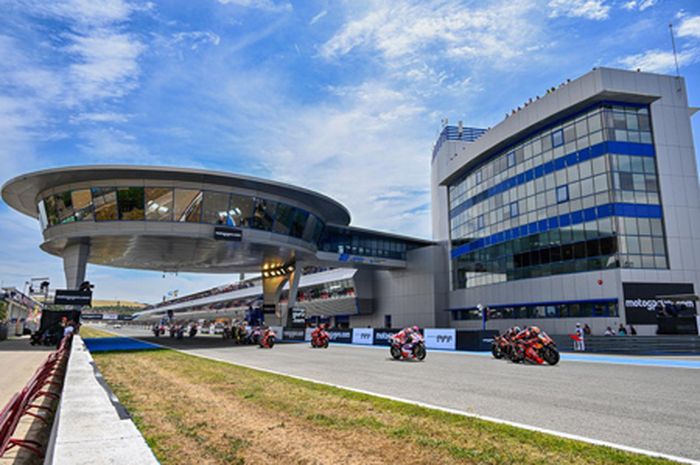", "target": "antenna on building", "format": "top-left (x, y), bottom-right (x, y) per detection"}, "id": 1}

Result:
top-left (669, 22), bottom-right (682, 92)
top-left (669, 23), bottom-right (680, 77)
